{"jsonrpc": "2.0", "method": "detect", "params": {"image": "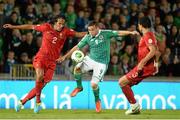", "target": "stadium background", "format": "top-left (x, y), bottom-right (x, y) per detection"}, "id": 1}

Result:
top-left (0, 0), bottom-right (180, 113)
